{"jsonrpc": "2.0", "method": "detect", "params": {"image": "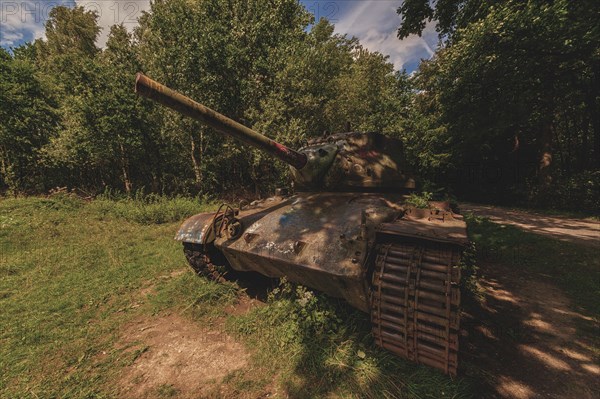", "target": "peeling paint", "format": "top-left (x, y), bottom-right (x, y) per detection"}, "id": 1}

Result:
top-left (264, 241), bottom-right (295, 255)
top-left (245, 222), bottom-right (261, 234)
